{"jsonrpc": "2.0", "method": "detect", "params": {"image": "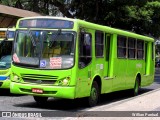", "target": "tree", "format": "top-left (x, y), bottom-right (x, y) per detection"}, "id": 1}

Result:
top-left (49, 0), bottom-right (160, 38)
top-left (1, 0), bottom-right (160, 38)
